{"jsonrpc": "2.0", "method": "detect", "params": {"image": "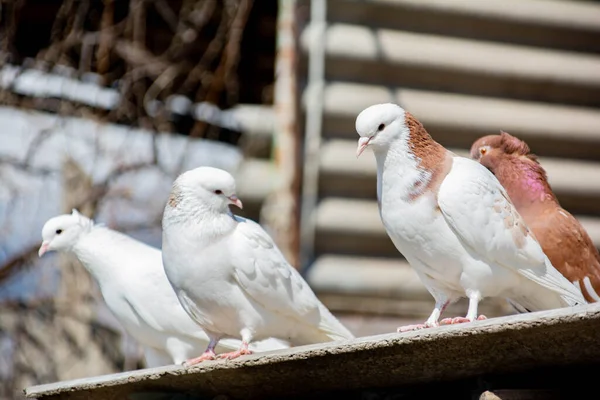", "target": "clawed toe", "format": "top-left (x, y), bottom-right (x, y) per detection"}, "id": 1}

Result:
top-left (440, 315), bottom-right (487, 325)
top-left (183, 351), bottom-right (216, 366)
top-left (217, 348), bottom-right (253, 360)
top-left (440, 317), bottom-right (469, 325)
